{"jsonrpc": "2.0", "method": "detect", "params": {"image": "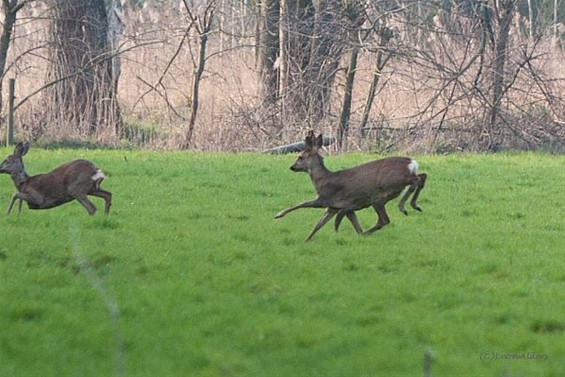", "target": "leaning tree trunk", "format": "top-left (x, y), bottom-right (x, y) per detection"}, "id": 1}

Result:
top-left (46, 0), bottom-right (122, 137)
